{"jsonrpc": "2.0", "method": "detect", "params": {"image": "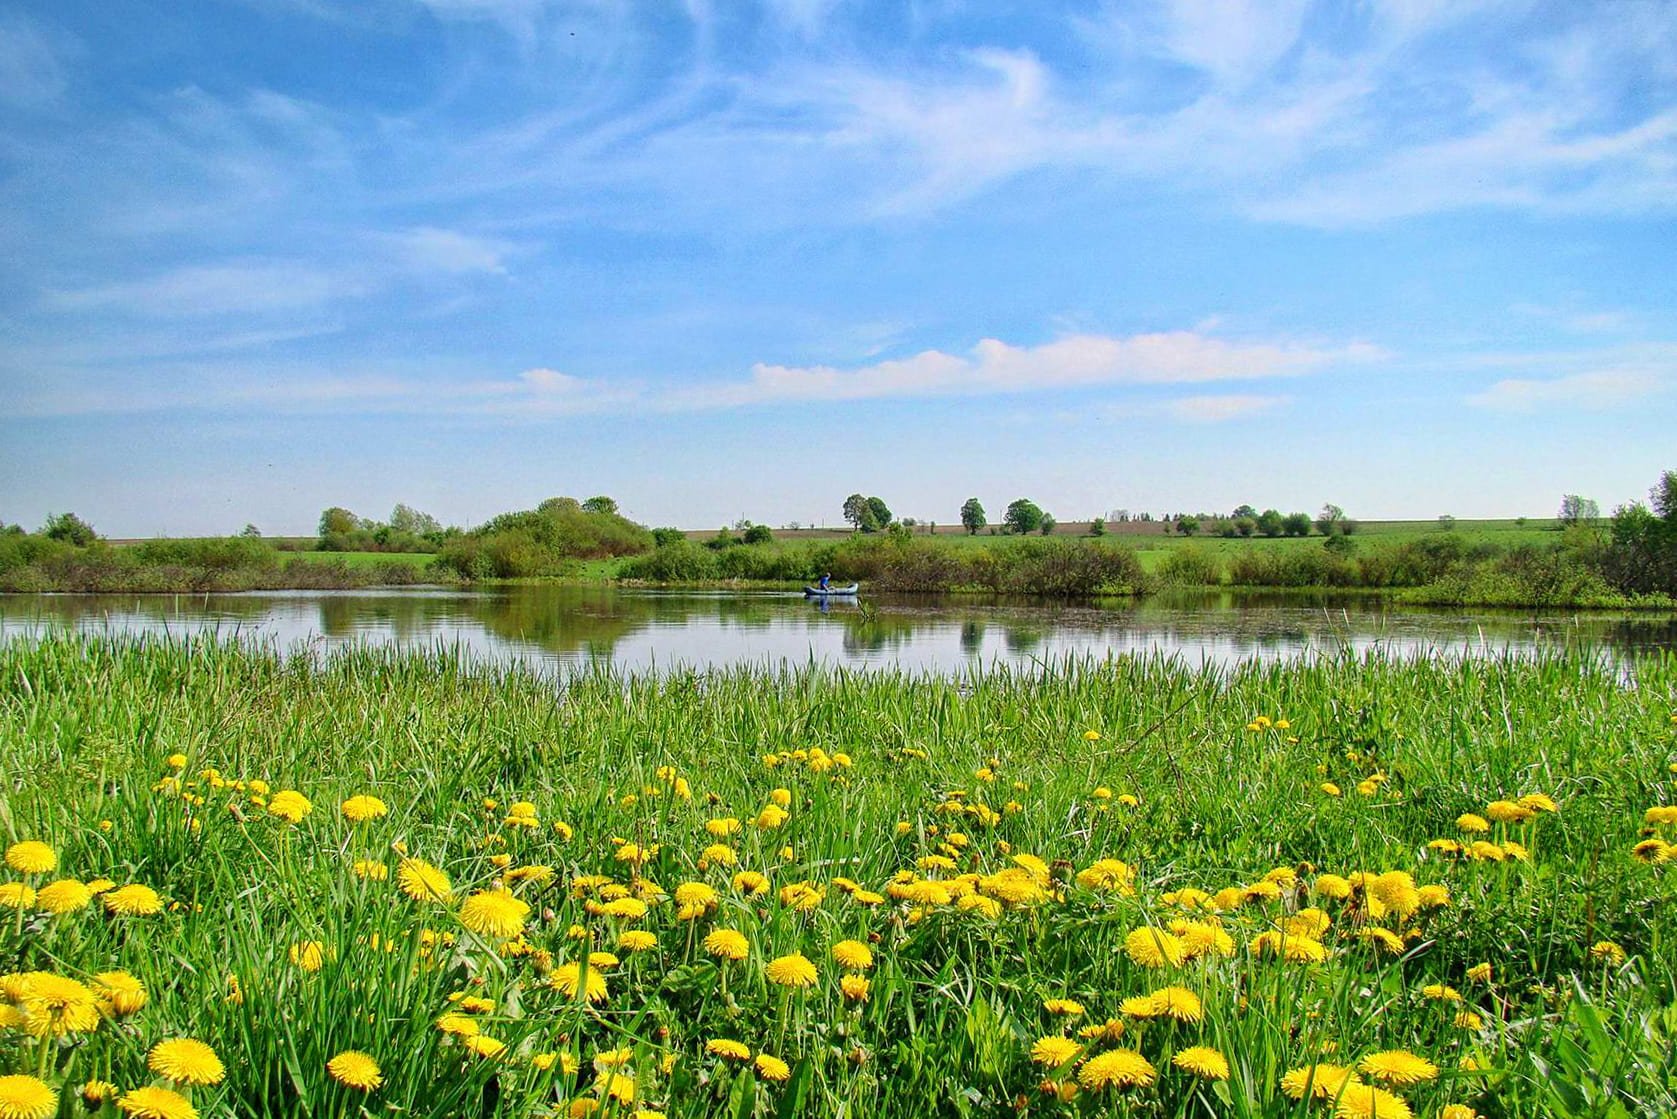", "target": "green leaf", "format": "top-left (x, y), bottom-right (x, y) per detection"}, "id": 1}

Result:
top-left (775, 1057), bottom-right (813, 1119)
